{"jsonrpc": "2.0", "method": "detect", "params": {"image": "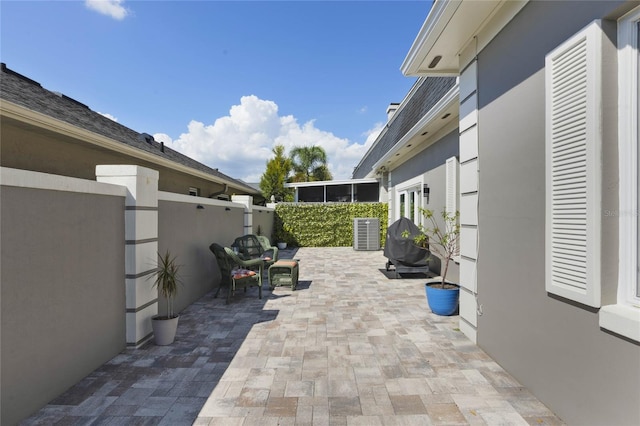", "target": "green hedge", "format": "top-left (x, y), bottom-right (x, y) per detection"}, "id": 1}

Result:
top-left (273, 203), bottom-right (388, 247)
